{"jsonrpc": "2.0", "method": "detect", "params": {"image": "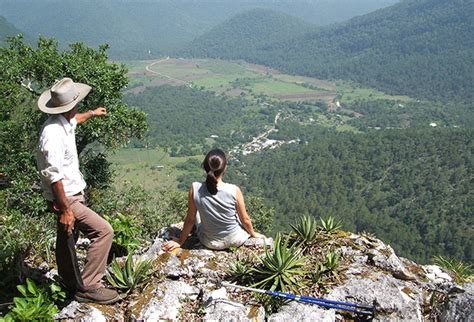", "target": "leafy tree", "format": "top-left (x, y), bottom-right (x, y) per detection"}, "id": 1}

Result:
top-left (0, 35), bottom-right (147, 299)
